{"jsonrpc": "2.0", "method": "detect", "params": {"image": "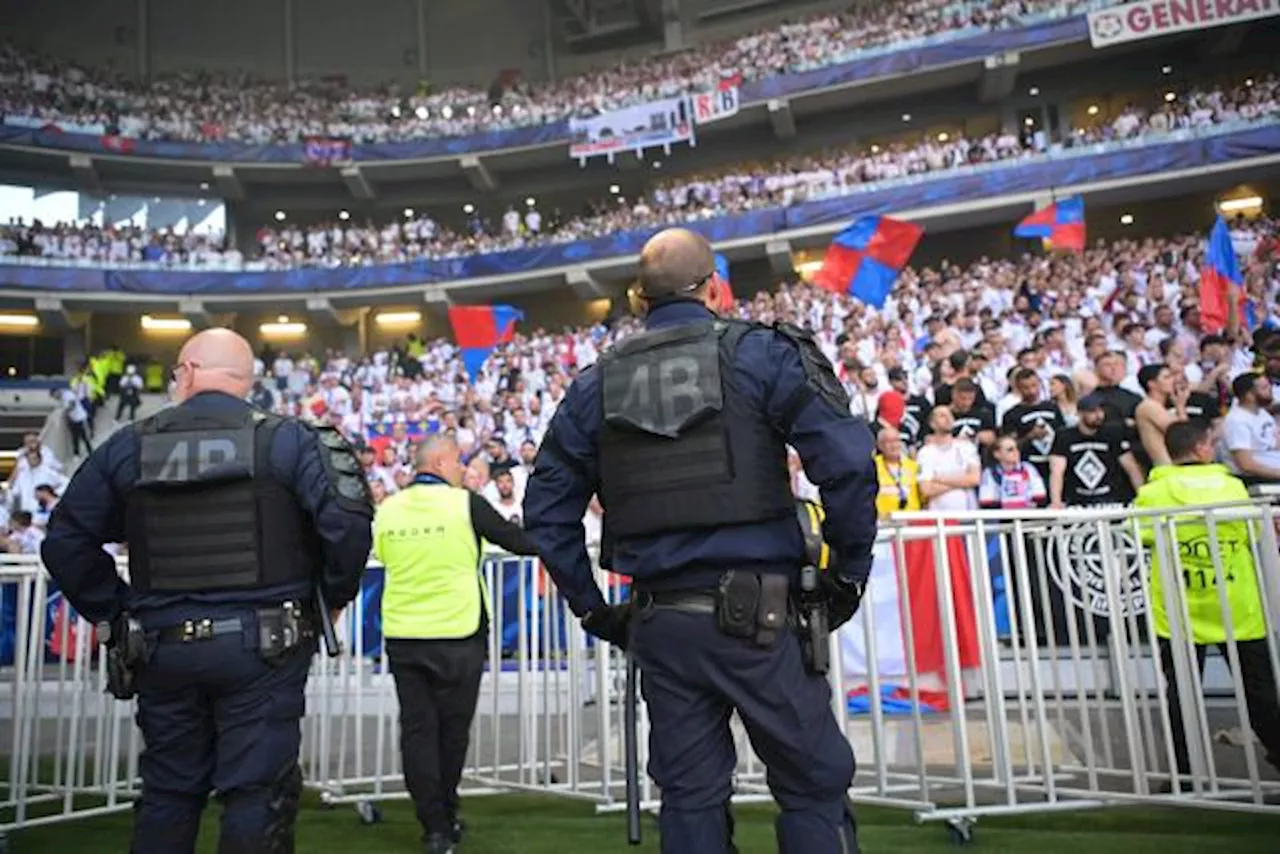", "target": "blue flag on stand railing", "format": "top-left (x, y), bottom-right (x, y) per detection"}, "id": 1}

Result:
top-left (448, 304), bottom-right (523, 379)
